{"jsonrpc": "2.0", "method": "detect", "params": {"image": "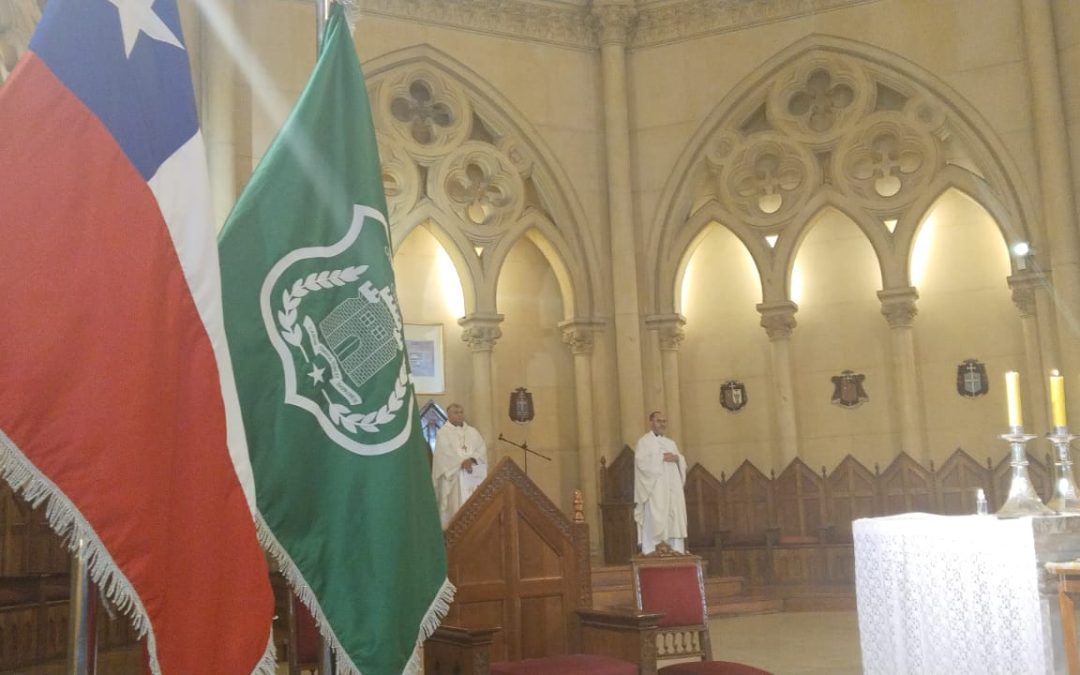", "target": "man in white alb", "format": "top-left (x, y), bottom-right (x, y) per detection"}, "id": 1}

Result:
top-left (634, 411), bottom-right (688, 554)
top-left (432, 403), bottom-right (488, 528)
